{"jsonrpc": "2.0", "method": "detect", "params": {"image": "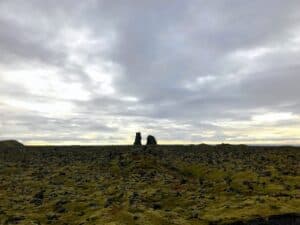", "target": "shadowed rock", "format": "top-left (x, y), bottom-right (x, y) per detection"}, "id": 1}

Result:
top-left (30, 189), bottom-right (45, 206)
top-left (134, 132), bottom-right (142, 146)
top-left (146, 135), bottom-right (157, 145)
top-left (223, 213), bottom-right (300, 225)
